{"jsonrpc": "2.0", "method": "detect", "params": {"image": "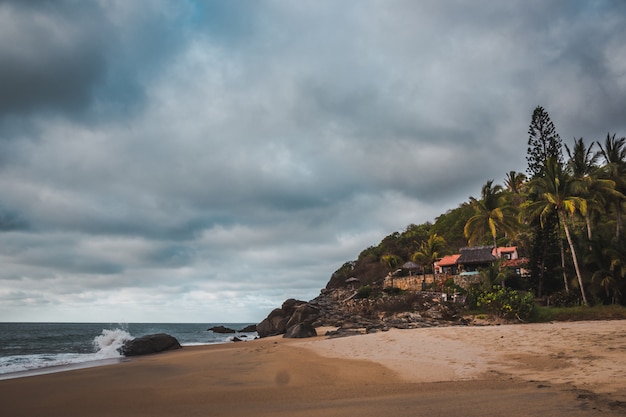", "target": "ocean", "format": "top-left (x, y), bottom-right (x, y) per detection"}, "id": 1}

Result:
top-left (0, 322), bottom-right (257, 378)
